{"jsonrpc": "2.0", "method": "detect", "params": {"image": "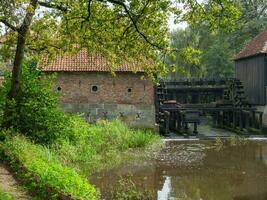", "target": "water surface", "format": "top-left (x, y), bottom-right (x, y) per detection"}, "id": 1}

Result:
top-left (91, 139), bottom-right (267, 200)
